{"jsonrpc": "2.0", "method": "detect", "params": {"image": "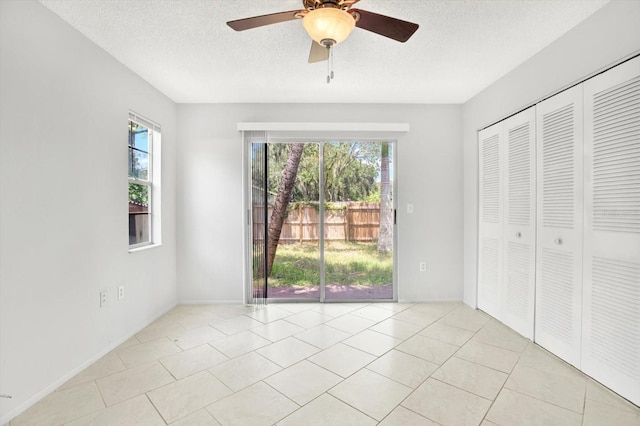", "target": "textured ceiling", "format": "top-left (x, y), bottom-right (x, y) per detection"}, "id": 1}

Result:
top-left (39, 0), bottom-right (610, 104)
